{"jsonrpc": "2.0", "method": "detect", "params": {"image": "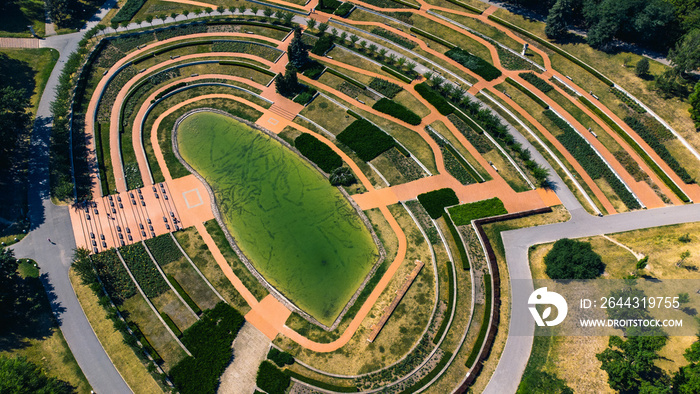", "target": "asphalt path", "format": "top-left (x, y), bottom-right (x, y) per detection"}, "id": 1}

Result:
top-left (11, 0), bottom-right (131, 392)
